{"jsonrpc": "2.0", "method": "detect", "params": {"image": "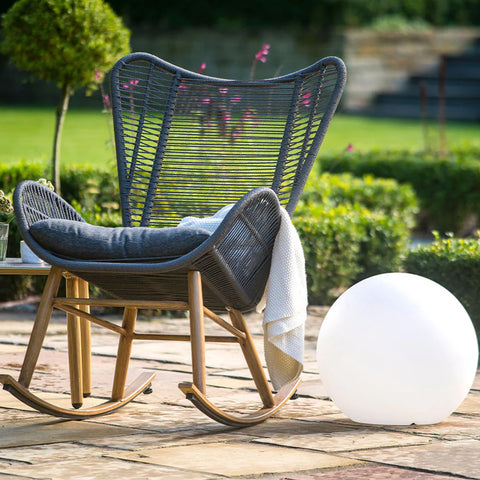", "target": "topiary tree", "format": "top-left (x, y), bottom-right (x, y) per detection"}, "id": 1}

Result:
top-left (1, 0), bottom-right (130, 193)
